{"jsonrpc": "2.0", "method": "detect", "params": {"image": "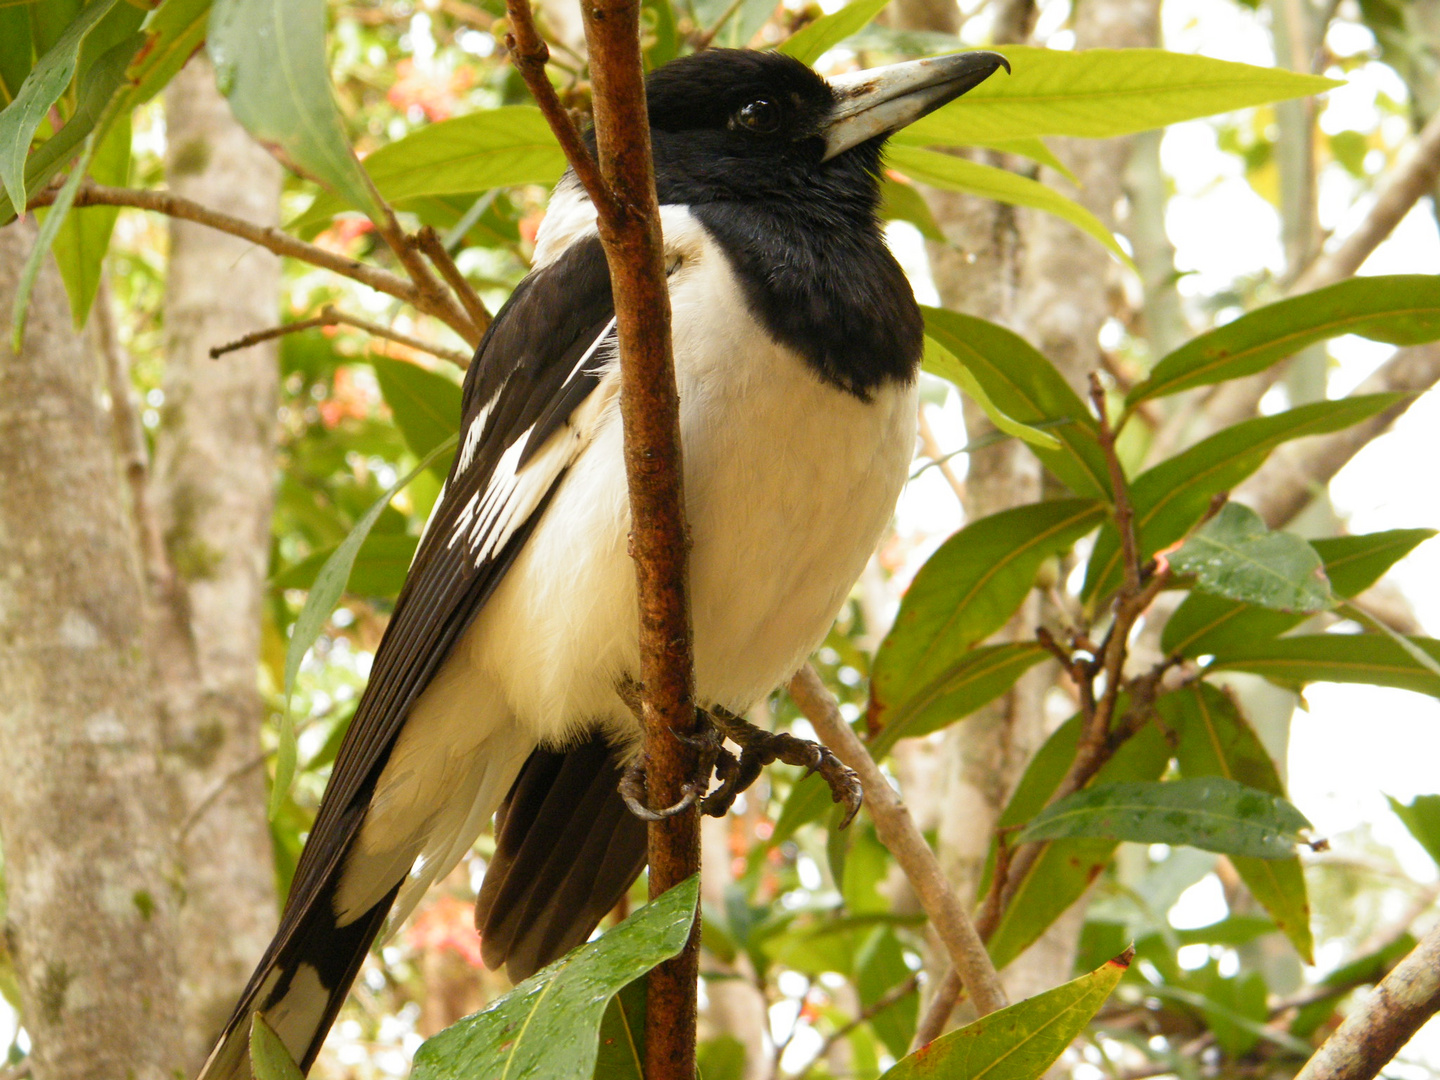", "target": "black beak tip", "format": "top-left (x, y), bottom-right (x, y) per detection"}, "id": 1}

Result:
top-left (975, 50), bottom-right (1011, 76)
